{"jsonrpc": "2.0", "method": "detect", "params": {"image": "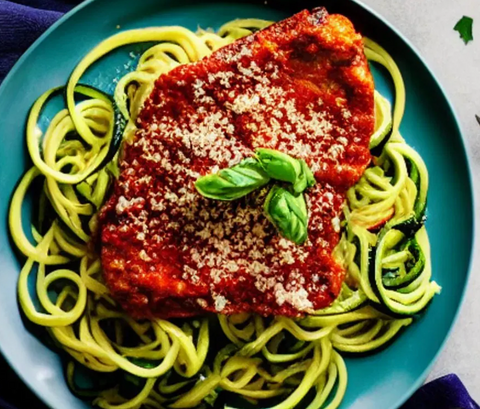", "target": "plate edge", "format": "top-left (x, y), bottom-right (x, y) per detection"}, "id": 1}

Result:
top-left (0, 1), bottom-right (475, 409)
top-left (350, 1), bottom-right (476, 408)
top-left (0, 3), bottom-right (97, 409)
